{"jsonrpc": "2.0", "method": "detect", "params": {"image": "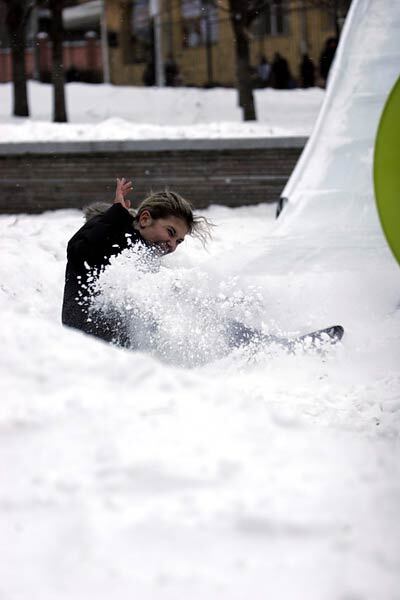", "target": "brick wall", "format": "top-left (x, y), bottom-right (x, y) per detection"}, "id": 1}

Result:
top-left (0, 39), bottom-right (102, 83)
top-left (0, 138), bottom-right (305, 213)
